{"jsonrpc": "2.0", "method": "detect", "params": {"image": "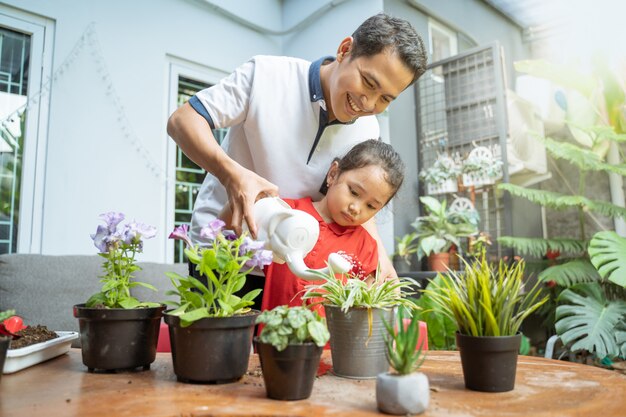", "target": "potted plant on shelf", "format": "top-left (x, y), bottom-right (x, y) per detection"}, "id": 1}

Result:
top-left (302, 265), bottom-right (417, 379)
top-left (412, 196), bottom-right (478, 272)
top-left (392, 232), bottom-right (418, 273)
top-left (461, 146), bottom-right (503, 188)
top-left (419, 155), bottom-right (461, 195)
top-left (377, 308), bottom-right (429, 415)
top-left (165, 221), bottom-right (272, 383)
top-left (73, 212), bottom-right (164, 372)
top-left (423, 250), bottom-right (548, 392)
top-left (254, 305), bottom-right (330, 400)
